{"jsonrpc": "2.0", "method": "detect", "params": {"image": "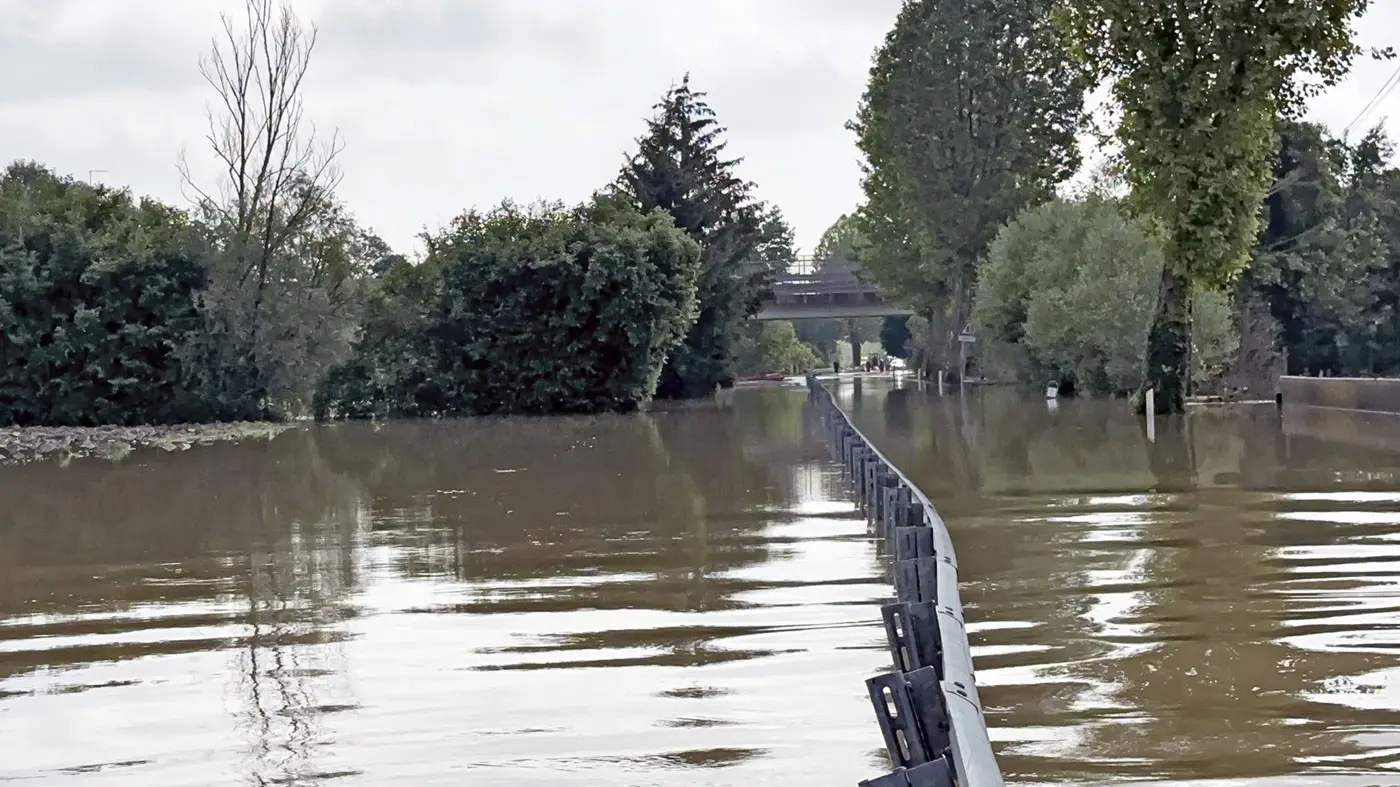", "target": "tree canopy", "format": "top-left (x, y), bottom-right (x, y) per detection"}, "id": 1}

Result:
top-left (619, 75), bottom-right (780, 399)
top-left (0, 165), bottom-right (249, 425)
top-left (1053, 0), bottom-right (1379, 411)
top-left (850, 0), bottom-right (1086, 377)
top-left (973, 197), bottom-right (1235, 395)
top-left (317, 197), bottom-right (701, 418)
